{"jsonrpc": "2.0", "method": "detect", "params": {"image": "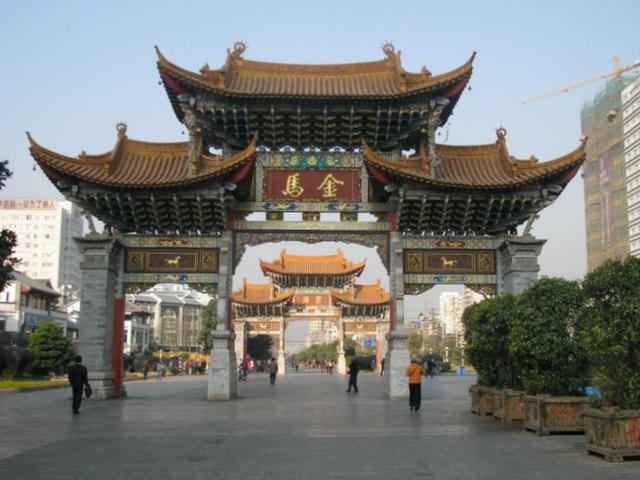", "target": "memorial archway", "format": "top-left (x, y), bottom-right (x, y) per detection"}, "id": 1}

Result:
top-left (28, 43), bottom-right (585, 401)
top-left (231, 239), bottom-right (391, 376)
